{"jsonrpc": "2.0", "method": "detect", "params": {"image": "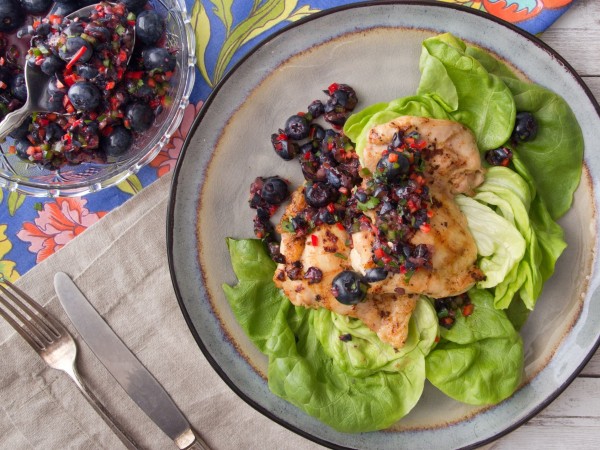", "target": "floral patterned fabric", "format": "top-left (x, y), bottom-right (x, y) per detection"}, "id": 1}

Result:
top-left (0, 0), bottom-right (575, 280)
